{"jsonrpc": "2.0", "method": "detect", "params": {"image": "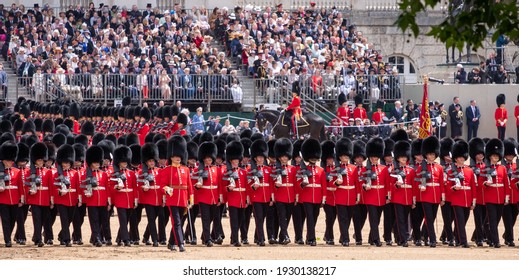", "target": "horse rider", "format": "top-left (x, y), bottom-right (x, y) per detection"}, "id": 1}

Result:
top-left (281, 83), bottom-right (302, 136)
